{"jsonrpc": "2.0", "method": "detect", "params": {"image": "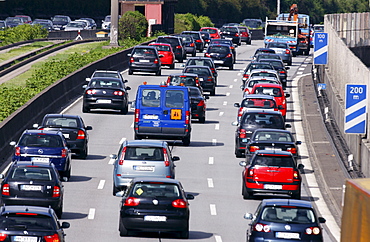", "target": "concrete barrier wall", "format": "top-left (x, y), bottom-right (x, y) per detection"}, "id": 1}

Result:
top-left (321, 13), bottom-right (370, 177)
